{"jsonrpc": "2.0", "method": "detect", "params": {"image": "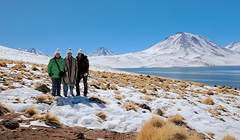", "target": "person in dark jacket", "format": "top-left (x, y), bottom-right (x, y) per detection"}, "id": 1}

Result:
top-left (47, 49), bottom-right (65, 97)
top-left (76, 49), bottom-right (89, 96)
